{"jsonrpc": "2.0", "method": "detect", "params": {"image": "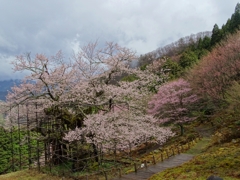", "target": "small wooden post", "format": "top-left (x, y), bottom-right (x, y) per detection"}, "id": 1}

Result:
top-left (152, 155), bottom-right (156, 164)
top-left (144, 160), bottom-right (147, 169)
top-left (166, 150), bottom-right (169, 158)
top-left (134, 163), bottom-right (137, 173)
top-left (161, 153), bottom-right (163, 161)
top-left (177, 146), bottom-right (180, 154)
top-left (172, 148), bottom-right (175, 156)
